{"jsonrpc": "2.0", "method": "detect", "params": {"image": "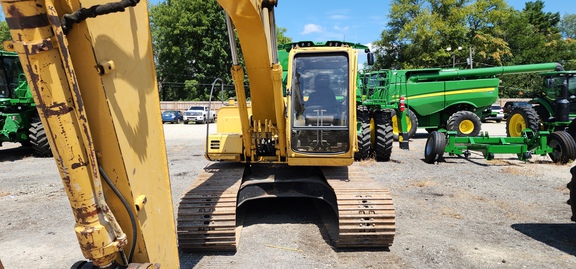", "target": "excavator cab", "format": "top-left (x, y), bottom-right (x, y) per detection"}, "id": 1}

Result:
top-left (290, 52), bottom-right (350, 154)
